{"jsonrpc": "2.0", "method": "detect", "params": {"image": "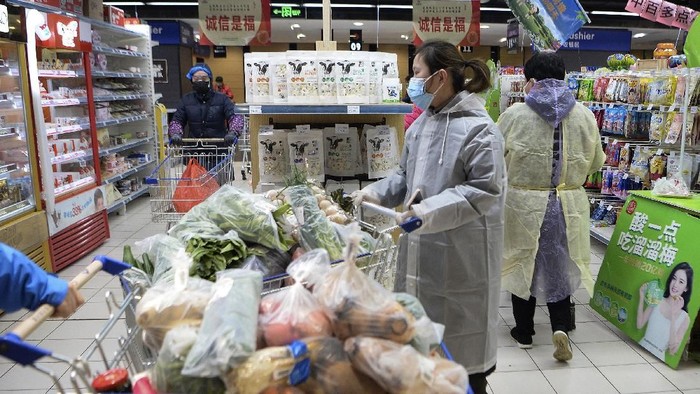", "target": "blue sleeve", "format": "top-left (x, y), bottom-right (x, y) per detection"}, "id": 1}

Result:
top-left (0, 243), bottom-right (68, 313)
